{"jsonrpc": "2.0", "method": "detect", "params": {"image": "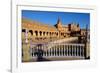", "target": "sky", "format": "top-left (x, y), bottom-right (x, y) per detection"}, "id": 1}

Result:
top-left (22, 10), bottom-right (90, 29)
